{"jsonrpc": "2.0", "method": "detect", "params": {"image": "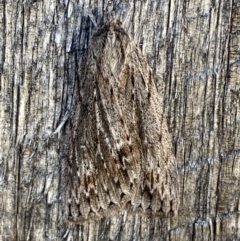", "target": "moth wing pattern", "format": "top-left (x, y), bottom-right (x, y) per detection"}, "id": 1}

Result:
top-left (63, 20), bottom-right (179, 223)
top-left (122, 42), bottom-right (179, 215)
